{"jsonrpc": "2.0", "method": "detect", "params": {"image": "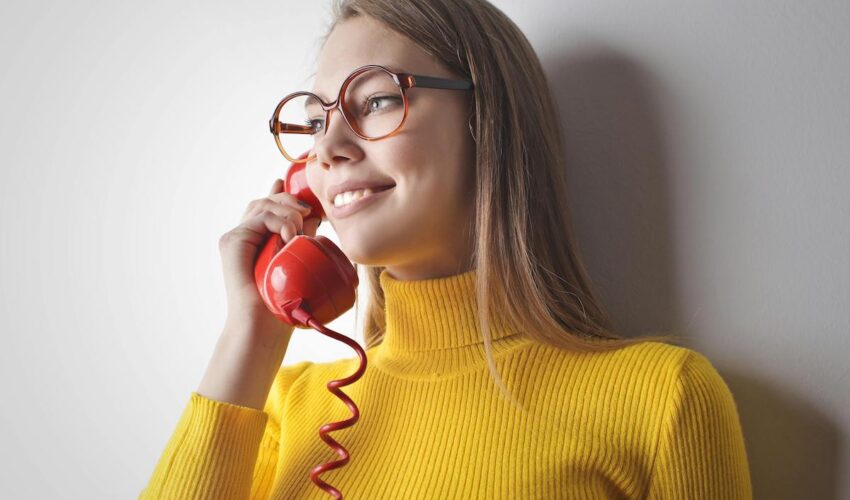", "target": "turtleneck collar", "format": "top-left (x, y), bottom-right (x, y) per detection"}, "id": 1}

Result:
top-left (370, 267), bottom-right (531, 379)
